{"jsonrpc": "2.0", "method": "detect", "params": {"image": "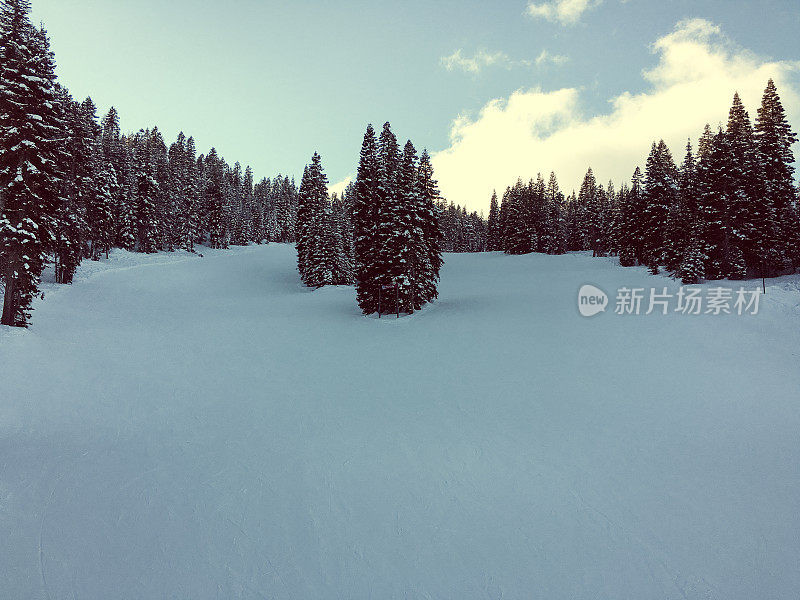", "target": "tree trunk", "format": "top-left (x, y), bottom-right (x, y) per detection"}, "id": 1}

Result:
top-left (1, 266), bottom-right (17, 326)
